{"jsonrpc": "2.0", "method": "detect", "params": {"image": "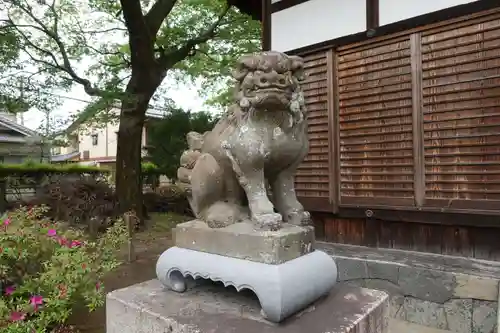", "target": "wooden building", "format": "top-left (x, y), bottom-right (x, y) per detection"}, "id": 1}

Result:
top-left (232, 0), bottom-right (500, 260)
